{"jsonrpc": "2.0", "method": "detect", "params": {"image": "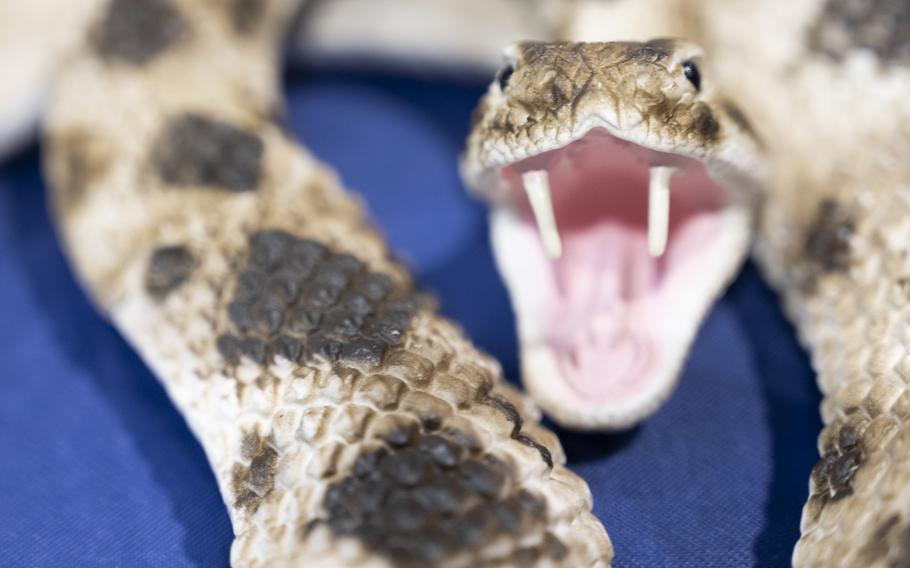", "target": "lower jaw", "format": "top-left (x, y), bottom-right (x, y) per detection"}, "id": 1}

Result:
top-left (520, 340), bottom-right (683, 430)
top-left (490, 201), bottom-right (753, 430)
